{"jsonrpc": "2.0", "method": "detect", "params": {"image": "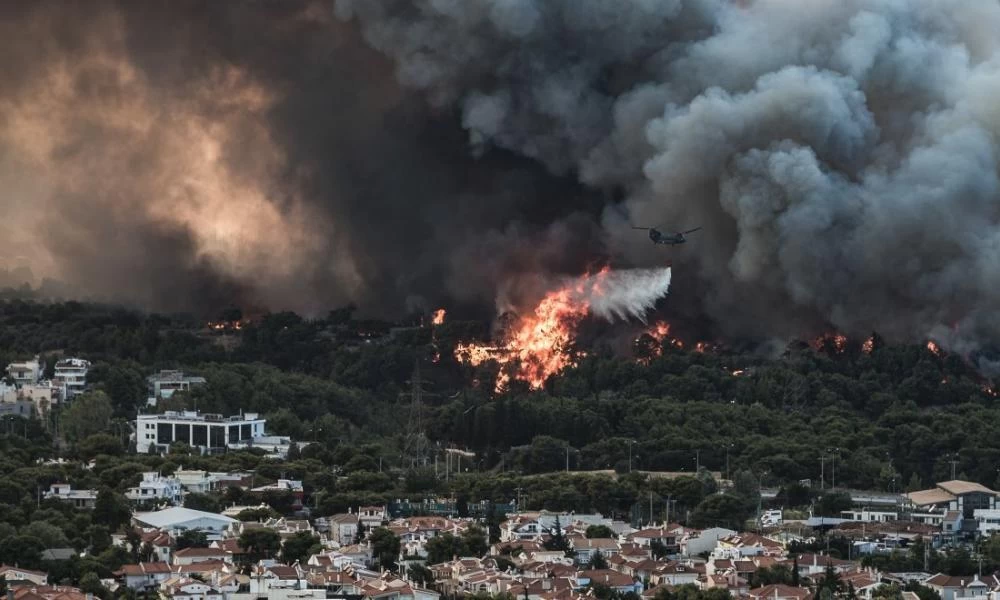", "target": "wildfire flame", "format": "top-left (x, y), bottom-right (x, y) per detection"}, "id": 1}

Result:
top-left (926, 340), bottom-right (942, 356)
top-left (862, 336), bottom-right (875, 354)
top-left (432, 309), bottom-right (446, 326)
top-left (455, 269), bottom-right (609, 391)
top-left (207, 320), bottom-right (245, 331)
top-left (811, 332), bottom-right (848, 353)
